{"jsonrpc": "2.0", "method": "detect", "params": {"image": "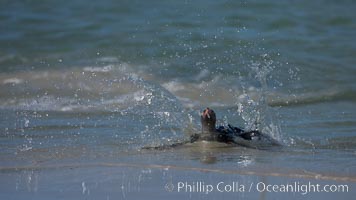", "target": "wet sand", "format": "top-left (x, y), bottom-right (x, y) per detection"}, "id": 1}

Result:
top-left (1, 161), bottom-right (354, 200)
